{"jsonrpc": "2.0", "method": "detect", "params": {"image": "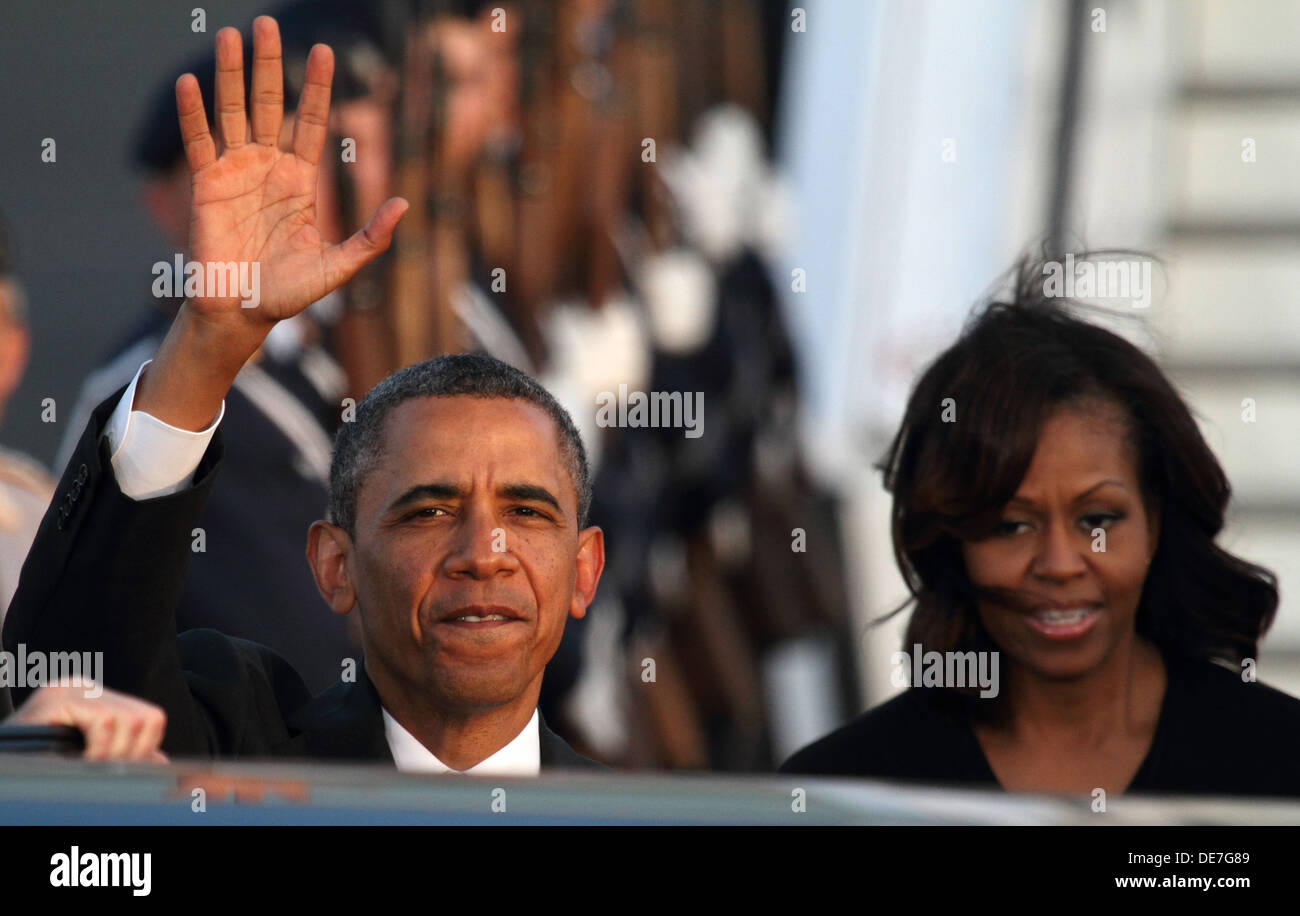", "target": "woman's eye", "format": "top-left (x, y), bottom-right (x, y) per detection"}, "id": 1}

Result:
top-left (996, 520), bottom-right (1030, 537)
top-left (1081, 512), bottom-right (1121, 530)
